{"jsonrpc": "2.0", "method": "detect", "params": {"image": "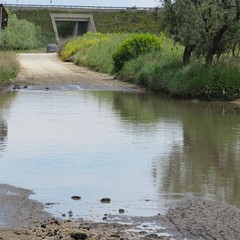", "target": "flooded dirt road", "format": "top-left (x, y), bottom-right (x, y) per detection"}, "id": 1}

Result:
top-left (1, 53), bottom-right (240, 240)
top-left (14, 53), bottom-right (142, 92)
